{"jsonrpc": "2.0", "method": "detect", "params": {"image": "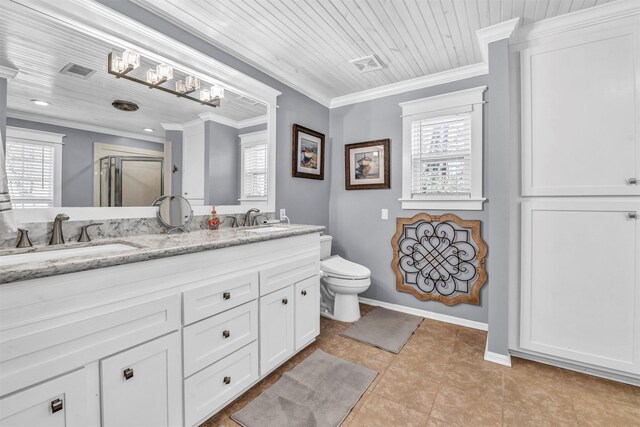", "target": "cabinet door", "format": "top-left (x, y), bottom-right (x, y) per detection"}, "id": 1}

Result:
top-left (0, 369), bottom-right (87, 427)
top-left (100, 332), bottom-right (182, 427)
top-left (520, 200), bottom-right (640, 374)
top-left (259, 286), bottom-right (294, 375)
top-left (295, 275), bottom-right (320, 350)
top-left (521, 25), bottom-right (640, 196)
